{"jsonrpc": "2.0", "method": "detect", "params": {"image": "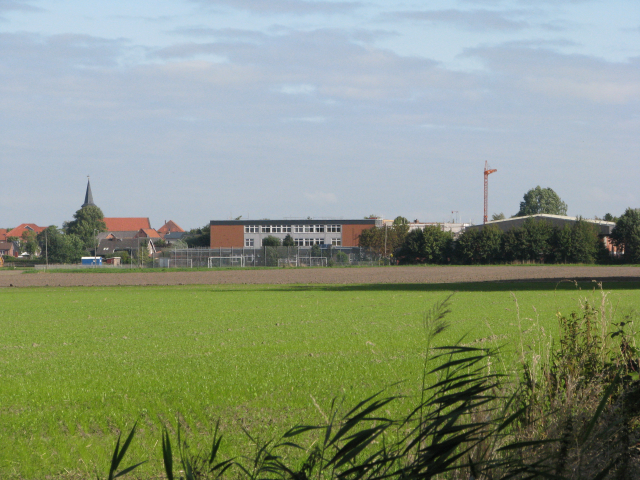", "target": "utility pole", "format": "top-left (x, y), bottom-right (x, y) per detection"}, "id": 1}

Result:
top-left (483, 161), bottom-right (497, 224)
